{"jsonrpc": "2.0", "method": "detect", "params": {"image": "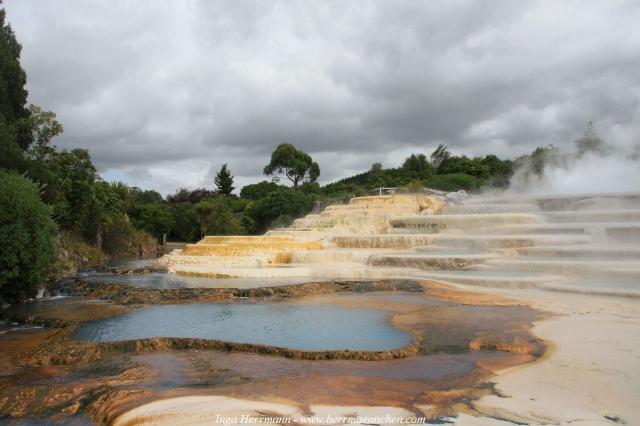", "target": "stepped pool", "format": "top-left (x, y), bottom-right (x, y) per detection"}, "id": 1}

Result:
top-left (73, 301), bottom-right (411, 351)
